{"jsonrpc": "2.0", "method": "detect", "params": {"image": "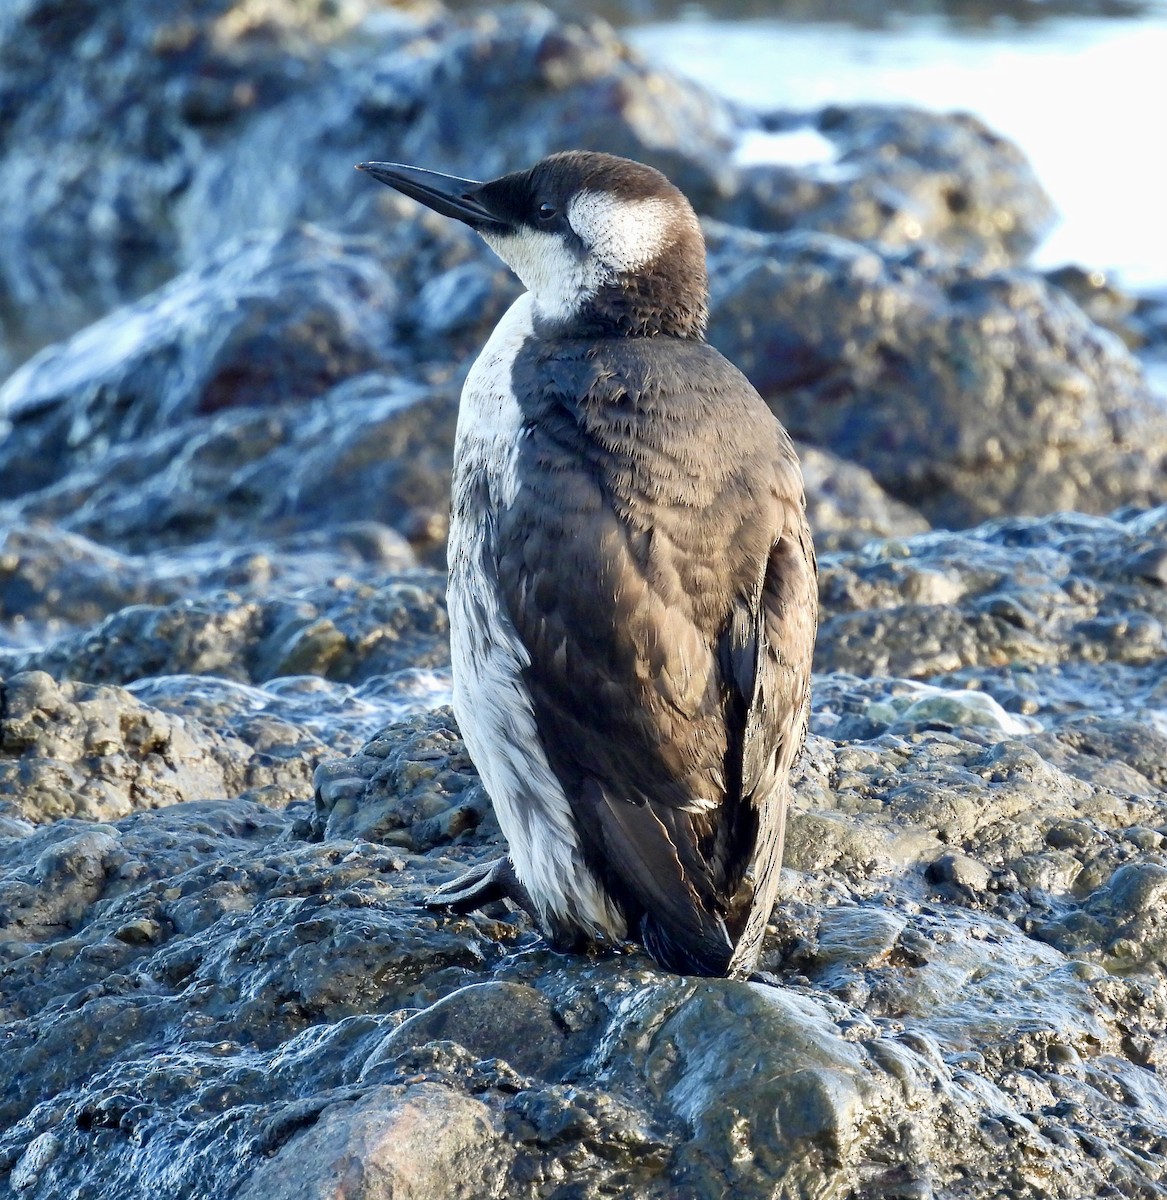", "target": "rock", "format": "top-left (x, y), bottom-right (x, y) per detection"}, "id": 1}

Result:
top-left (0, 227), bottom-right (403, 499)
top-left (816, 508), bottom-right (1167, 690)
top-left (5, 570), bottom-right (450, 687)
top-left (706, 226), bottom-right (1167, 528)
top-left (3, 0), bottom-right (1167, 1194)
top-left (729, 104), bottom-right (1055, 266)
top-left (0, 5), bottom-right (1110, 553)
top-left (311, 707), bottom-right (488, 850)
top-left (0, 518), bottom-right (416, 649)
top-left (361, 981), bottom-right (567, 1080)
top-left (2, 504), bottom-right (1167, 1193)
top-left (1045, 265), bottom-right (1141, 349)
top-left (926, 851), bottom-right (993, 895)
top-left (1, 251), bottom-right (926, 559)
top-left (235, 1082), bottom-right (513, 1200)
top-left (813, 676), bottom-right (1040, 742)
top-left (798, 444), bottom-right (931, 551)
top-left (0, 0), bottom-right (381, 360)
top-left (8, 1131), bottom-right (60, 1193)
top-left (0, 669), bottom-right (314, 822)
top-left (0, 0), bottom-right (733, 364)
top-left (1, 522), bottom-right (176, 648)
top-left (4, 373), bottom-right (459, 561)
top-left (0, 0), bottom-right (1058, 376)
top-left (0, 797), bottom-right (527, 1193)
